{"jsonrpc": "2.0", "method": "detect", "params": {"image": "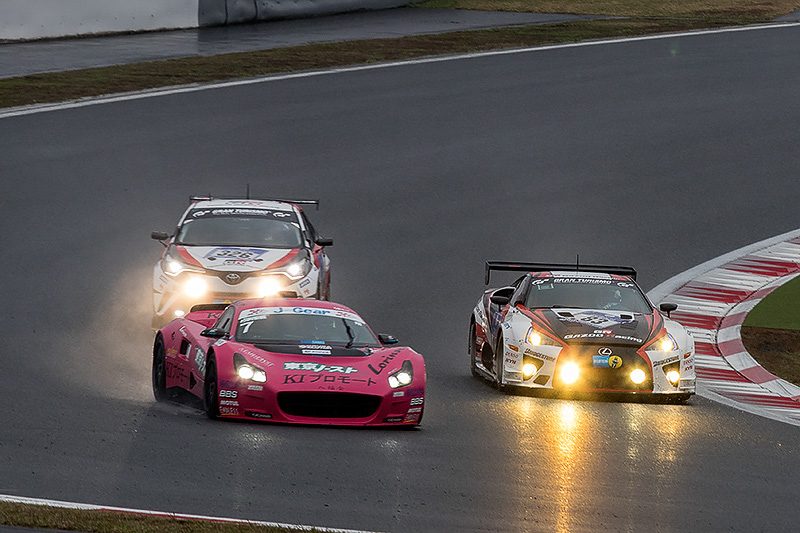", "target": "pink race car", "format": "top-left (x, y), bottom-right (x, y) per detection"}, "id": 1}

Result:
top-left (152, 298), bottom-right (425, 426)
